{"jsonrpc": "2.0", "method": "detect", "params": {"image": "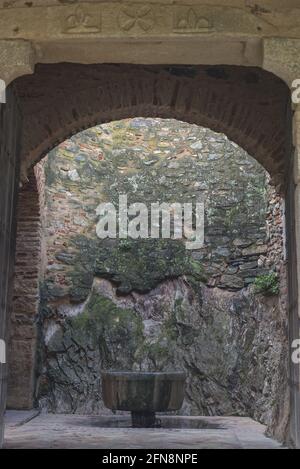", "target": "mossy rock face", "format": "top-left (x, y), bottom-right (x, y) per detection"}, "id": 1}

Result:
top-left (42, 117), bottom-right (273, 305)
top-left (41, 278), bottom-right (286, 423)
top-left (70, 292), bottom-right (144, 370)
top-left (66, 237), bottom-right (207, 300)
top-left (41, 290), bottom-right (145, 412)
